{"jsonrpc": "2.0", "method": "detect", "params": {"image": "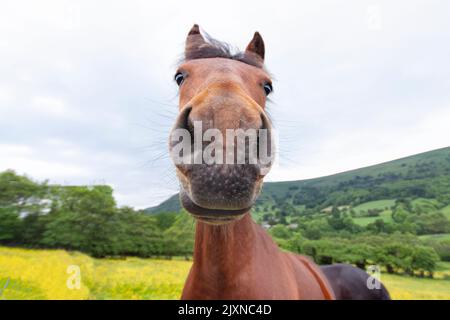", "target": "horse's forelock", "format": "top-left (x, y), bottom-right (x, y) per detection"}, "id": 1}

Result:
top-left (181, 34), bottom-right (264, 69)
